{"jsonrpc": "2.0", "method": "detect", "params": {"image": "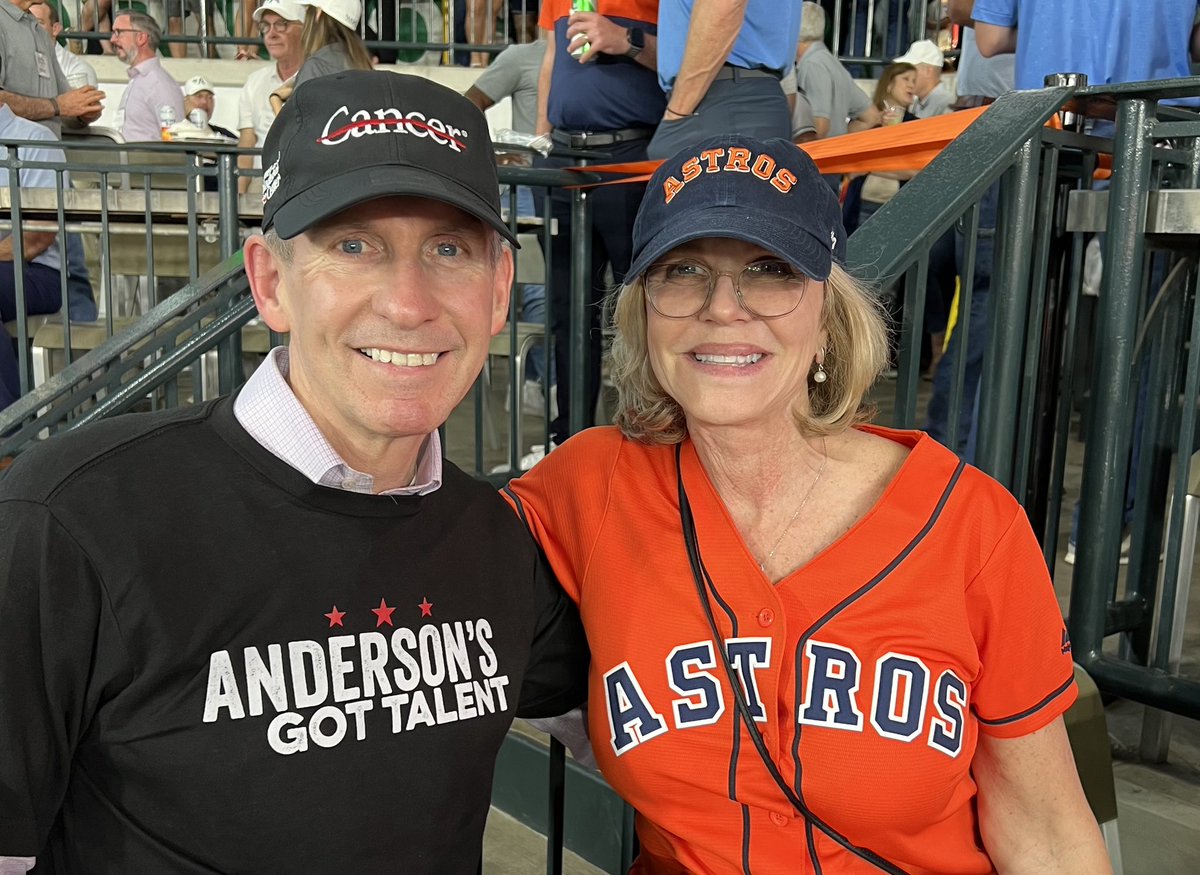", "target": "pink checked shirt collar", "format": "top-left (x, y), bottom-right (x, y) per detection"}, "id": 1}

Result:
top-left (233, 346), bottom-right (443, 495)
